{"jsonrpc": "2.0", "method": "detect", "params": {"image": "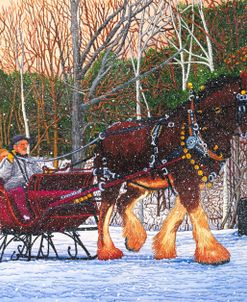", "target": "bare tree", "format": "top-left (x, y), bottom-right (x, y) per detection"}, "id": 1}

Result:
top-left (128, 0), bottom-right (170, 119)
top-left (16, 26), bottom-right (30, 147)
top-left (221, 138), bottom-right (247, 229)
top-left (69, 0), bottom-right (171, 164)
top-left (158, 0), bottom-right (215, 90)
